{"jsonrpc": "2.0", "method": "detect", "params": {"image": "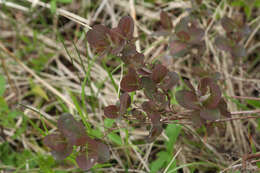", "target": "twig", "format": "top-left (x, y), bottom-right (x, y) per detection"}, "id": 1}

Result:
top-left (23, 0), bottom-right (91, 29)
top-left (212, 114), bottom-right (260, 123)
top-left (163, 148), bottom-right (182, 173)
top-left (230, 95), bottom-right (260, 101)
